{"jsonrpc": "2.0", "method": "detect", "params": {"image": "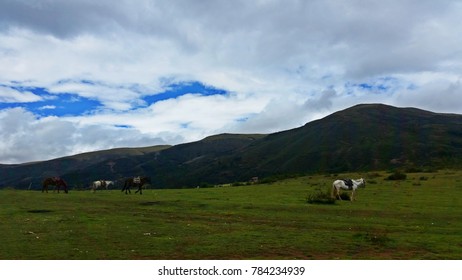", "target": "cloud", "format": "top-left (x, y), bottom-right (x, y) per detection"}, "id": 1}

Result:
top-left (1, 0), bottom-right (462, 163)
top-left (0, 85), bottom-right (43, 103)
top-left (0, 107), bottom-right (166, 163)
top-left (49, 80), bottom-right (146, 111)
top-left (393, 78), bottom-right (462, 113)
top-left (66, 92), bottom-right (266, 143)
top-left (38, 105), bottom-right (56, 110)
top-left (0, 0), bottom-right (129, 38)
